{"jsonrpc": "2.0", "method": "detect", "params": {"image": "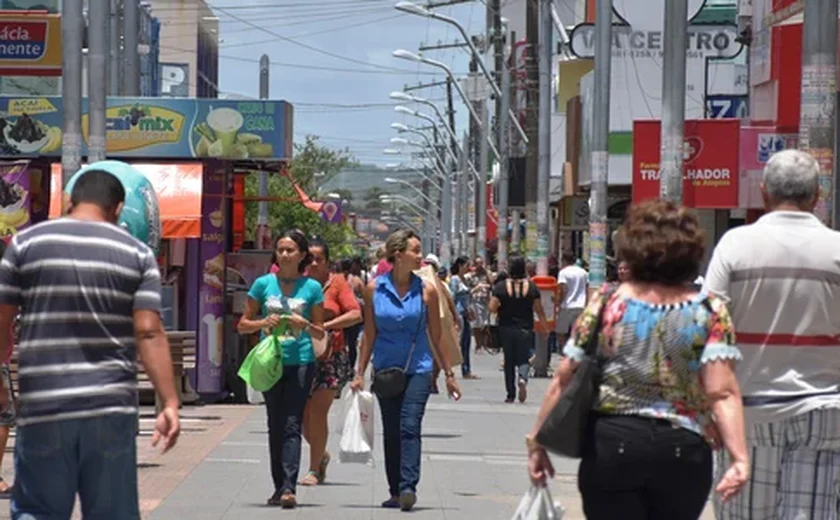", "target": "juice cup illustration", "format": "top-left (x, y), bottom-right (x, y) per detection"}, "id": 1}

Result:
top-left (202, 313), bottom-right (224, 367)
top-left (206, 107), bottom-right (243, 156)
